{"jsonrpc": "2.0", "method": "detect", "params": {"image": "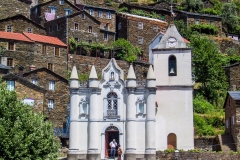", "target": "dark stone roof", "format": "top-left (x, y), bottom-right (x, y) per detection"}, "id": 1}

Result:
top-left (0, 14), bottom-right (45, 30)
top-left (2, 73), bottom-right (46, 93)
top-left (224, 62), bottom-right (240, 68)
top-left (23, 67), bottom-right (69, 84)
top-left (176, 10), bottom-right (221, 20)
top-left (0, 64), bottom-right (12, 70)
top-left (83, 5), bottom-right (116, 12)
top-left (228, 91), bottom-right (240, 101)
